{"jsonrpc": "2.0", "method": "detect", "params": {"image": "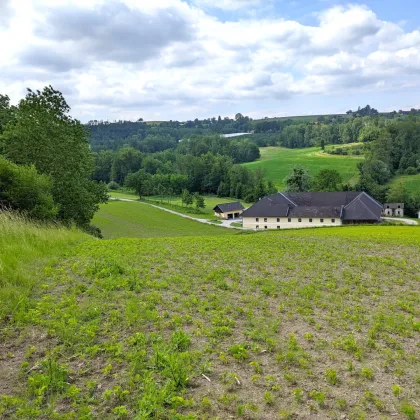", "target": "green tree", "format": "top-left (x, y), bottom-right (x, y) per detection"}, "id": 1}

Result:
top-left (386, 182), bottom-right (408, 203)
top-left (0, 156), bottom-right (58, 220)
top-left (267, 180), bottom-right (277, 195)
top-left (312, 169), bottom-right (343, 191)
top-left (284, 167), bottom-right (312, 192)
top-left (181, 189), bottom-right (193, 207)
top-left (125, 170), bottom-right (150, 198)
top-left (1, 86), bottom-right (108, 228)
top-left (194, 194), bottom-right (205, 210)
